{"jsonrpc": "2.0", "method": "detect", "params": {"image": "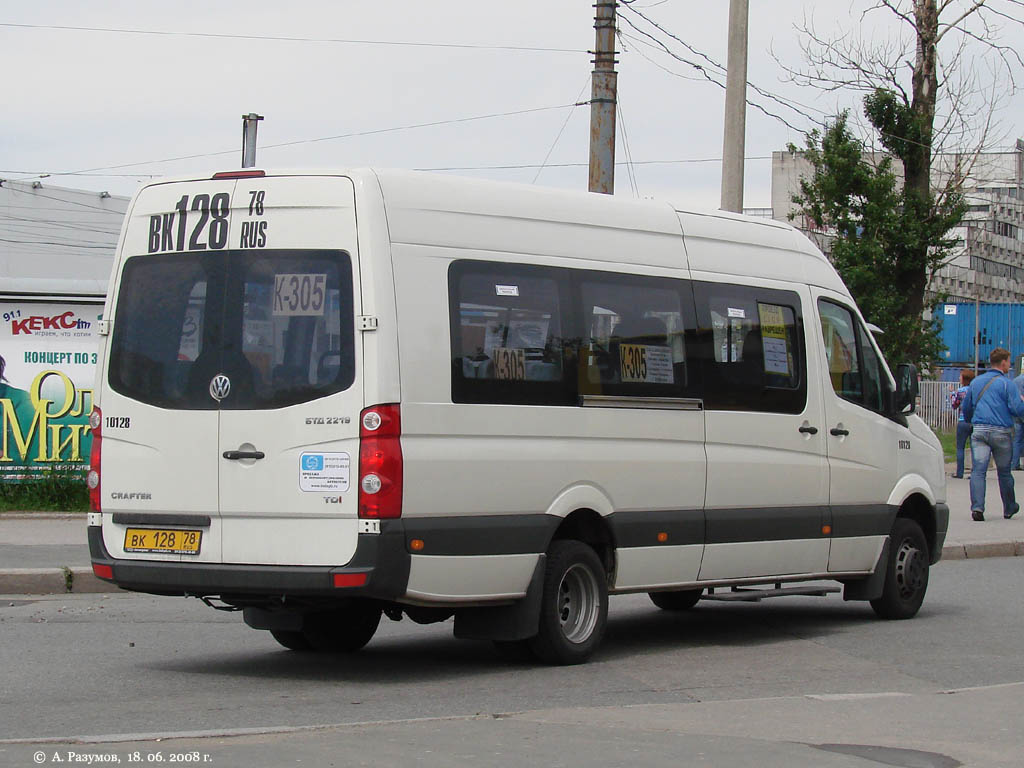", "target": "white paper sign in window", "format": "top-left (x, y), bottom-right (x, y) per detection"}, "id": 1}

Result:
top-left (493, 347), bottom-right (526, 380)
top-left (758, 303), bottom-right (793, 376)
top-left (274, 274), bottom-right (327, 316)
top-left (619, 343), bottom-right (674, 384)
